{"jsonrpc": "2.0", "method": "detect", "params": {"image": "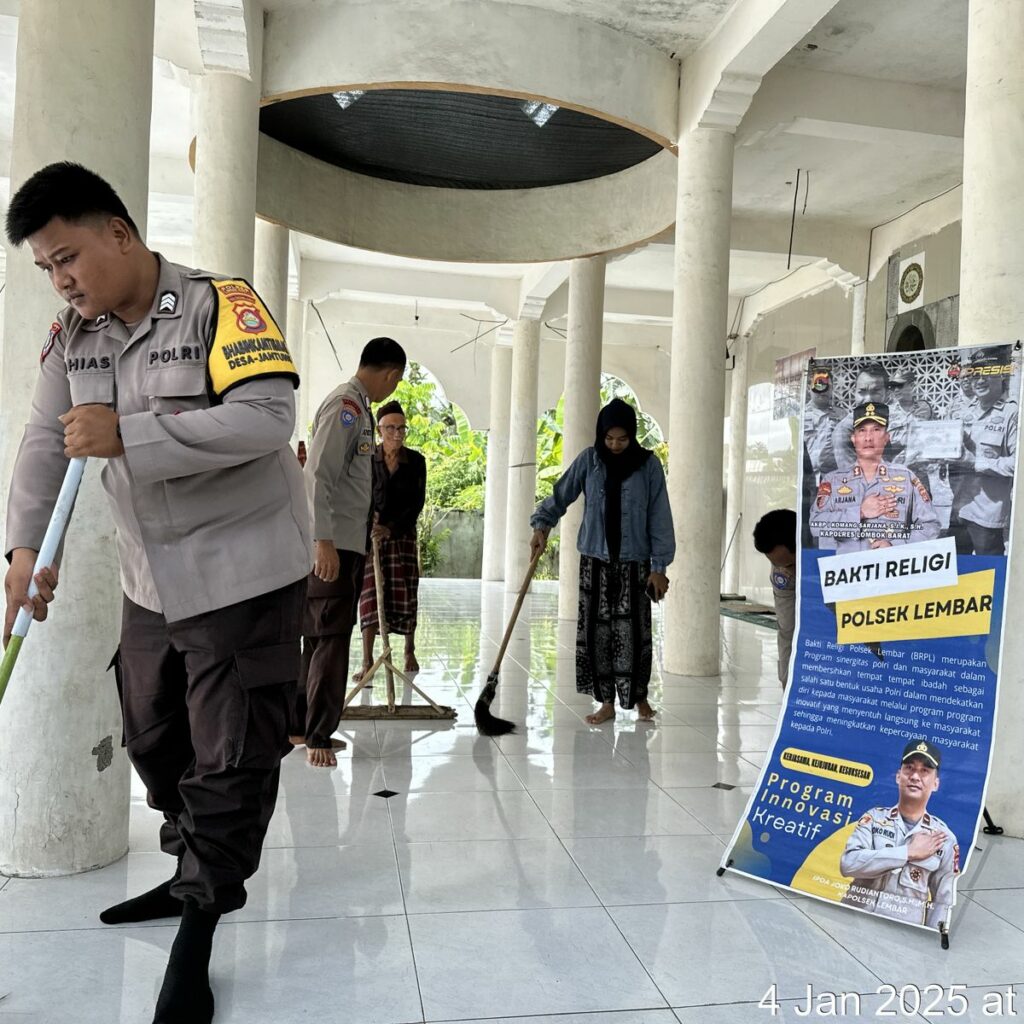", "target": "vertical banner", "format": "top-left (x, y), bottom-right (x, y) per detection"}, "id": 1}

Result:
top-left (723, 343), bottom-right (1021, 934)
top-left (774, 347), bottom-right (816, 420)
